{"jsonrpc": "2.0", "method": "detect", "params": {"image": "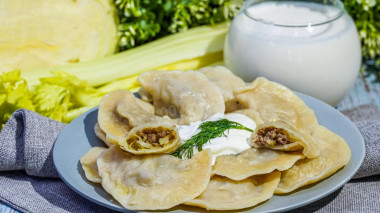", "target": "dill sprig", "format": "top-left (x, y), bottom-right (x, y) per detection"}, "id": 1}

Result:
top-left (172, 118), bottom-right (253, 159)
